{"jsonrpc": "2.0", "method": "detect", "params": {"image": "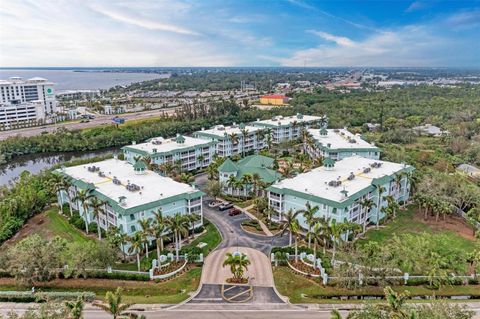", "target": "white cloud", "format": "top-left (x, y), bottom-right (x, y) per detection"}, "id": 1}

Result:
top-left (274, 26), bottom-right (452, 67)
top-left (88, 3), bottom-right (200, 35)
top-left (307, 30), bottom-right (355, 47)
